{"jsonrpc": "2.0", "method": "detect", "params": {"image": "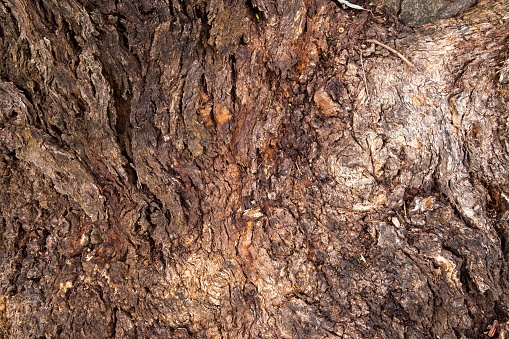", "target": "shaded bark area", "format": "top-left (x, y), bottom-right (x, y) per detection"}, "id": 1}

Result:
top-left (379, 0), bottom-right (477, 26)
top-left (1, 0), bottom-right (509, 338)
